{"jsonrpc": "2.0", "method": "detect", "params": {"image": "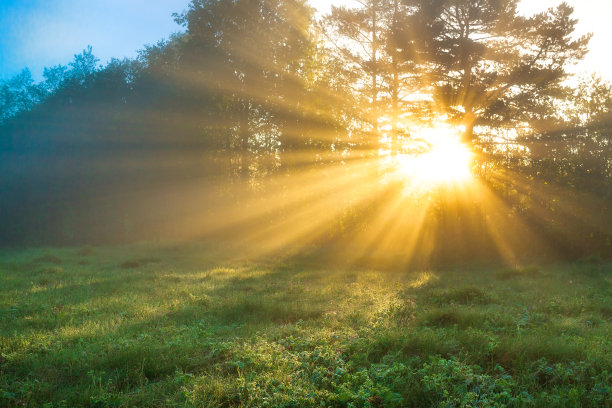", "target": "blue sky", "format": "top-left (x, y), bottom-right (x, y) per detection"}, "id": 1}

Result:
top-left (1, 0), bottom-right (611, 81)
top-left (0, 0), bottom-right (189, 80)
